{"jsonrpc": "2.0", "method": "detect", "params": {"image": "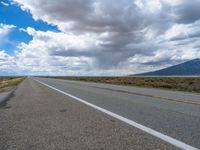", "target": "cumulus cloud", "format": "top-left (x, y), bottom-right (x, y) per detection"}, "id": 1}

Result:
top-left (3, 0), bottom-right (200, 75)
top-left (14, 27), bottom-right (94, 75)
top-left (0, 50), bottom-right (17, 75)
top-left (0, 24), bottom-right (15, 39)
top-left (0, 50), bottom-right (15, 67)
